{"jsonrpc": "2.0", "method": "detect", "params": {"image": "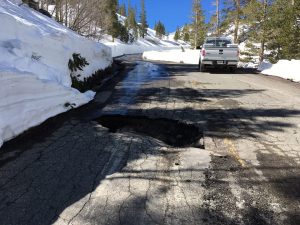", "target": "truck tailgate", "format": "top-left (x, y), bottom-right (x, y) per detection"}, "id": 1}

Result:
top-left (204, 48), bottom-right (238, 61)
